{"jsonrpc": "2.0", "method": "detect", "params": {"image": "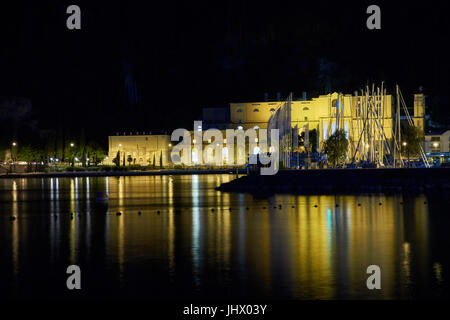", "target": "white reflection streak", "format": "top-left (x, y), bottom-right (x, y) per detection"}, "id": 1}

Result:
top-left (105, 176), bottom-right (110, 196)
top-left (55, 179), bottom-right (61, 257)
top-left (192, 175), bottom-right (201, 286)
top-left (86, 177), bottom-right (91, 258)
